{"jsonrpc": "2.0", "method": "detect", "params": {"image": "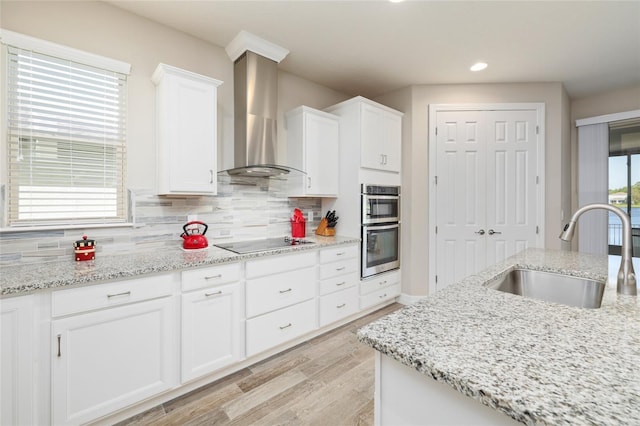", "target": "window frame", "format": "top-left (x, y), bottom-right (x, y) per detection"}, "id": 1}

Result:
top-left (1, 29), bottom-right (132, 230)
